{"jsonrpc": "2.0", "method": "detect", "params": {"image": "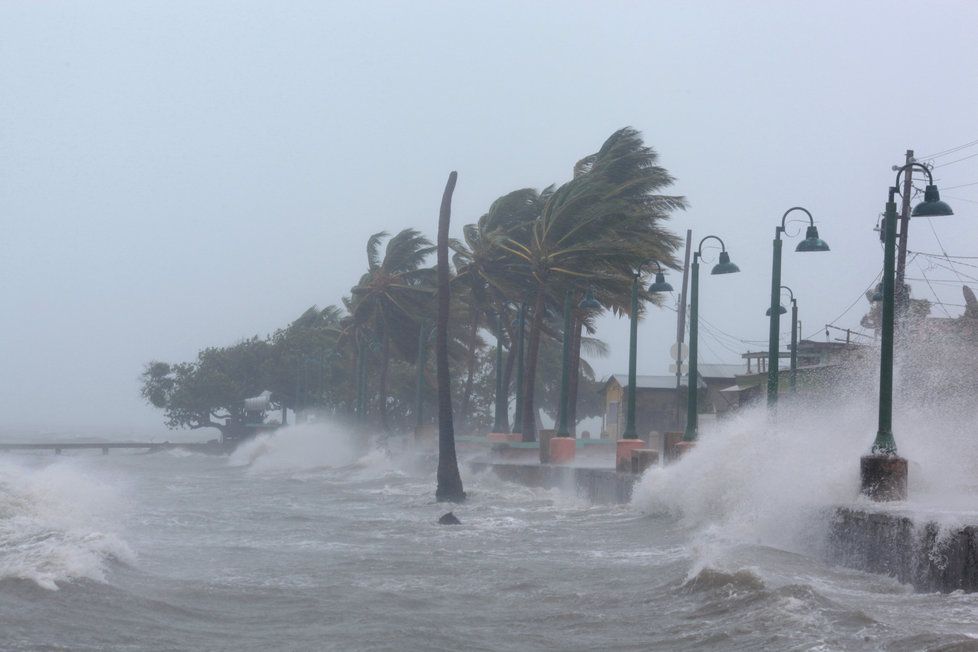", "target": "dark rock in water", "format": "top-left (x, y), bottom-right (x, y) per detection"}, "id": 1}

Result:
top-left (438, 512), bottom-right (461, 525)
